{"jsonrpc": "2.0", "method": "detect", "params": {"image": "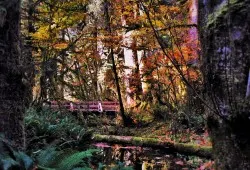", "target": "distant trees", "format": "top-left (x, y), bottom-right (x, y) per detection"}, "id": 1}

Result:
top-left (28, 0), bottom-right (89, 102)
top-left (0, 0), bottom-right (28, 149)
top-left (20, 0), bottom-right (202, 126)
top-left (136, 0), bottom-right (201, 114)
